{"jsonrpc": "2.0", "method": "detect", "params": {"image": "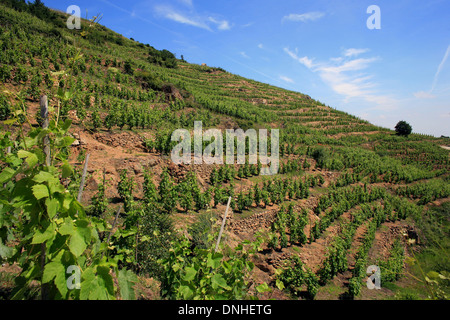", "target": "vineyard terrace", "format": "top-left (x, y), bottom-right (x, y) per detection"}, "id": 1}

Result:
top-left (171, 121), bottom-right (280, 175)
